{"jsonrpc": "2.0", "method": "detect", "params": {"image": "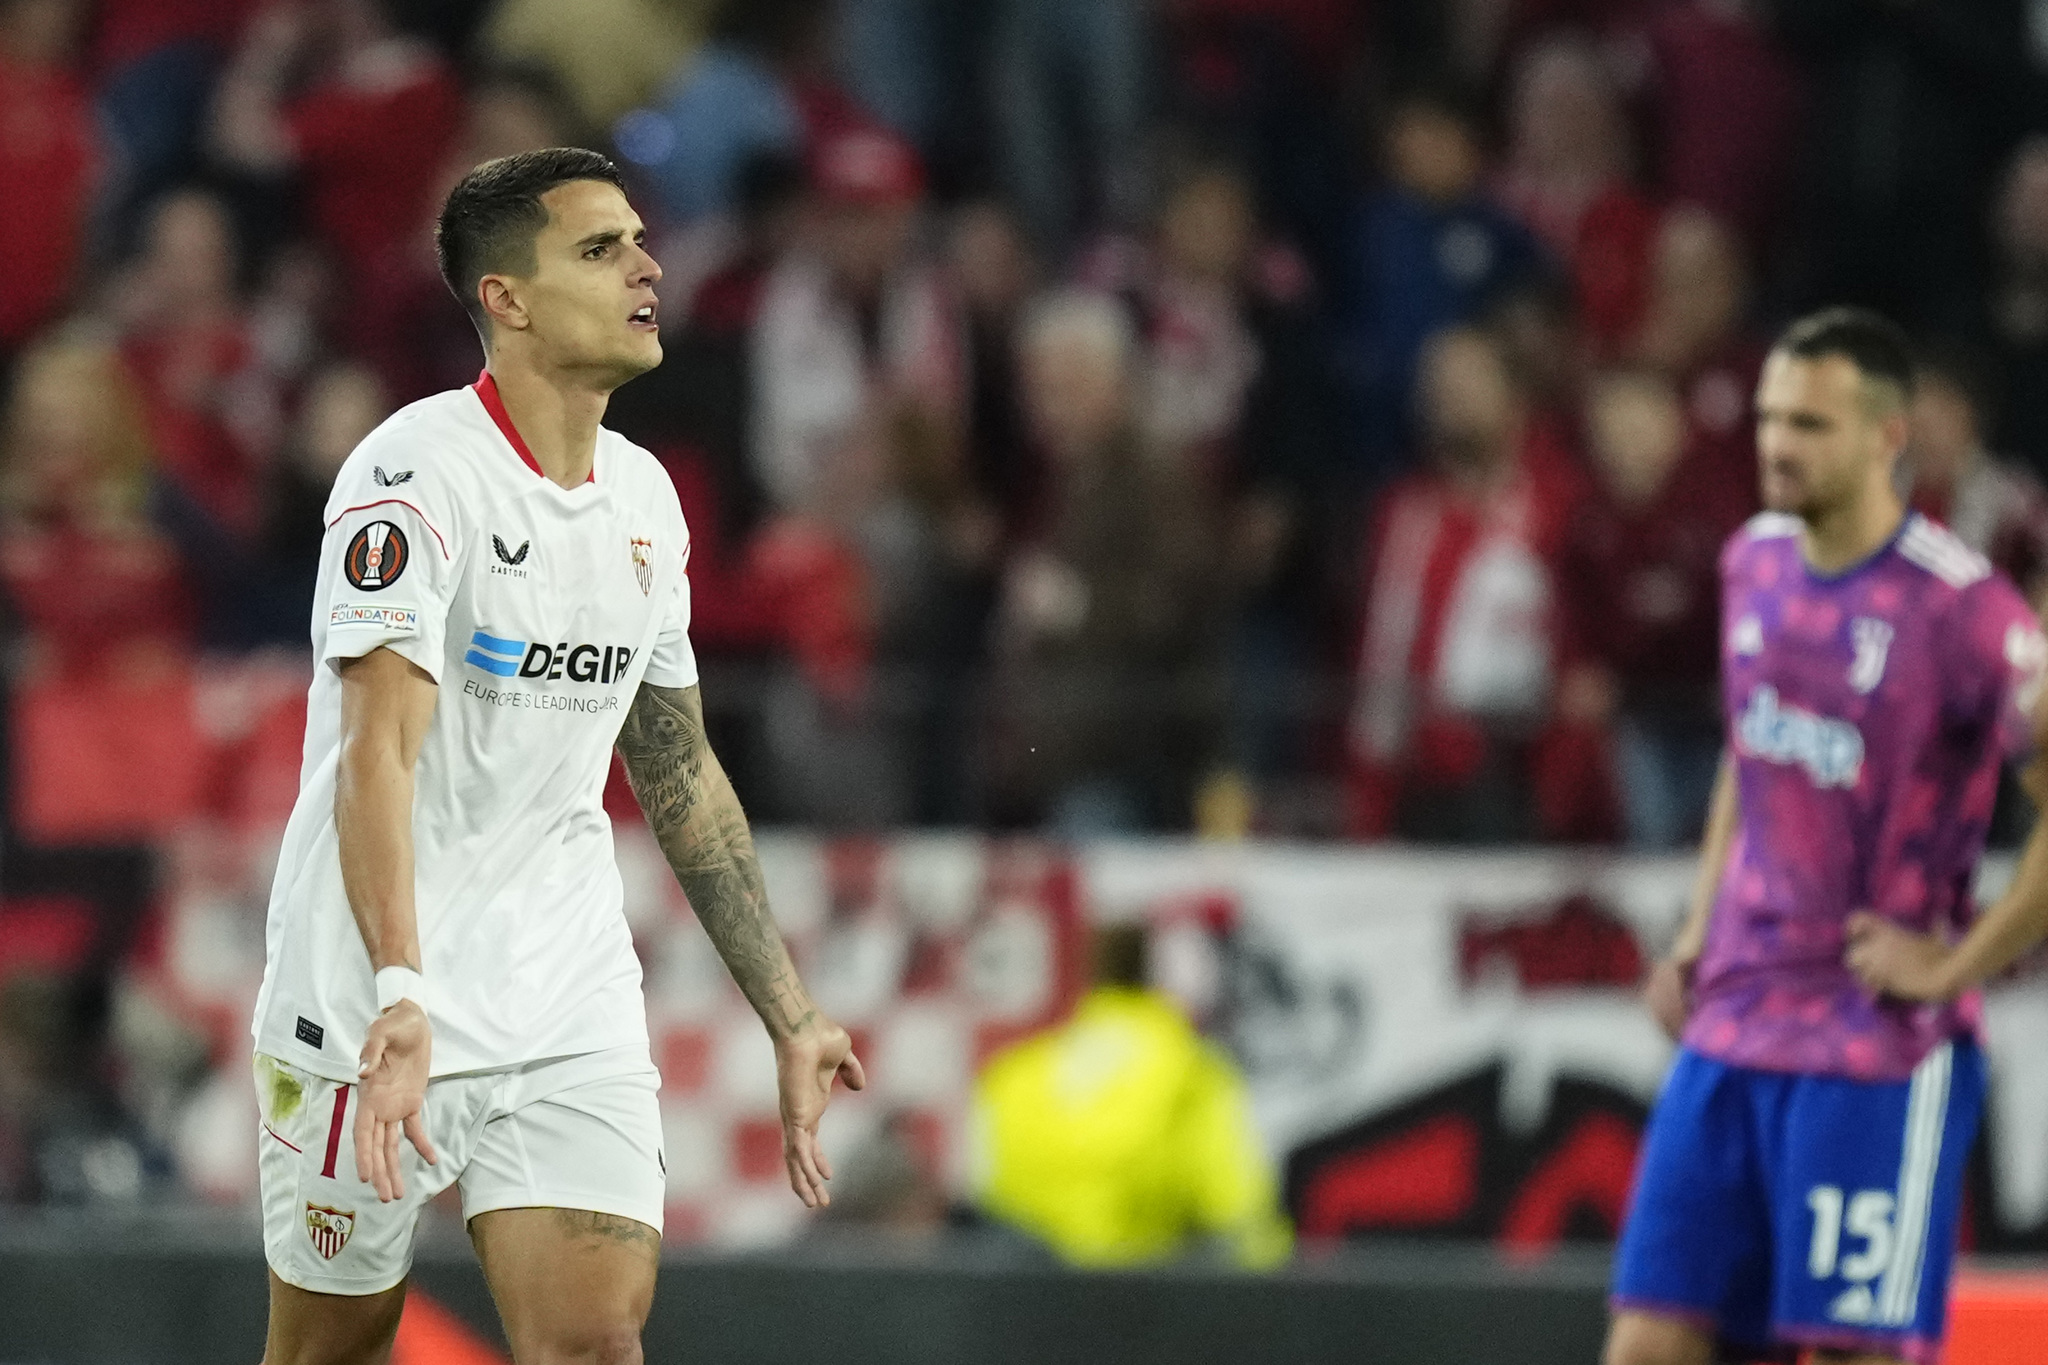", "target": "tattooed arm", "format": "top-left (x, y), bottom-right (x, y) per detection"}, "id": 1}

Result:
top-left (616, 681), bottom-right (865, 1206)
